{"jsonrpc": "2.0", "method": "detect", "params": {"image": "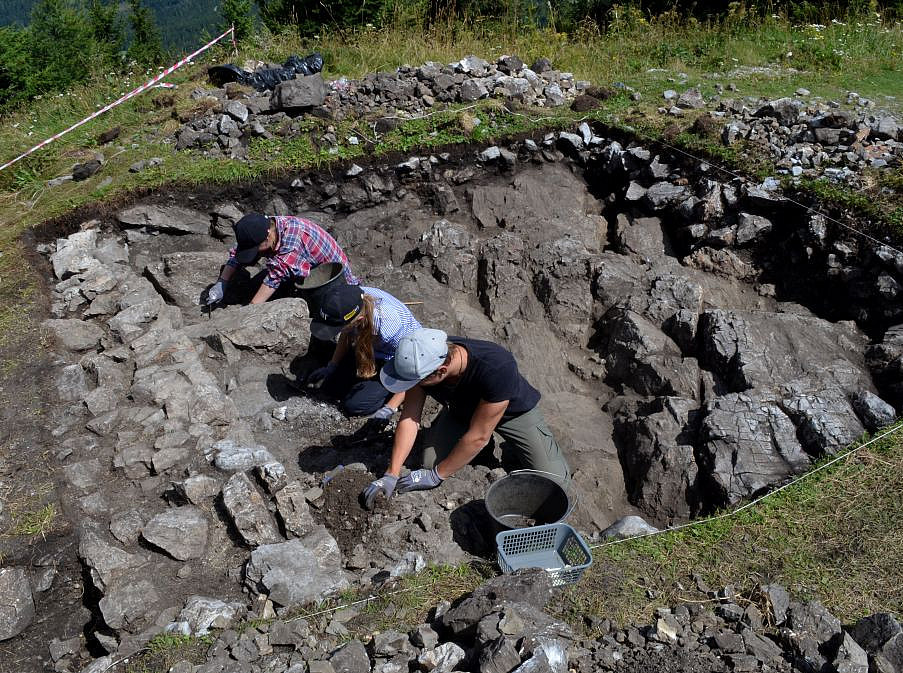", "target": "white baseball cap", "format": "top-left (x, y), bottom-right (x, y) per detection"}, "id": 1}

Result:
top-left (379, 328), bottom-right (449, 393)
